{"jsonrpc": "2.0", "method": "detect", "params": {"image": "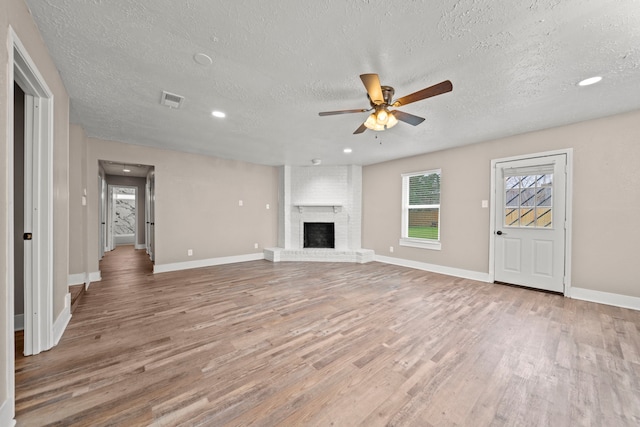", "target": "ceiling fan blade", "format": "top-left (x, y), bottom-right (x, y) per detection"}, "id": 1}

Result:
top-left (360, 74), bottom-right (384, 105)
top-left (392, 80), bottom-right (453, 107)
top-left (319, 108), bottom-right (369, 116)
top-left (392, 110), bottom-right (426, 126)
top-left (353, 123), bottom-right (367, 134)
